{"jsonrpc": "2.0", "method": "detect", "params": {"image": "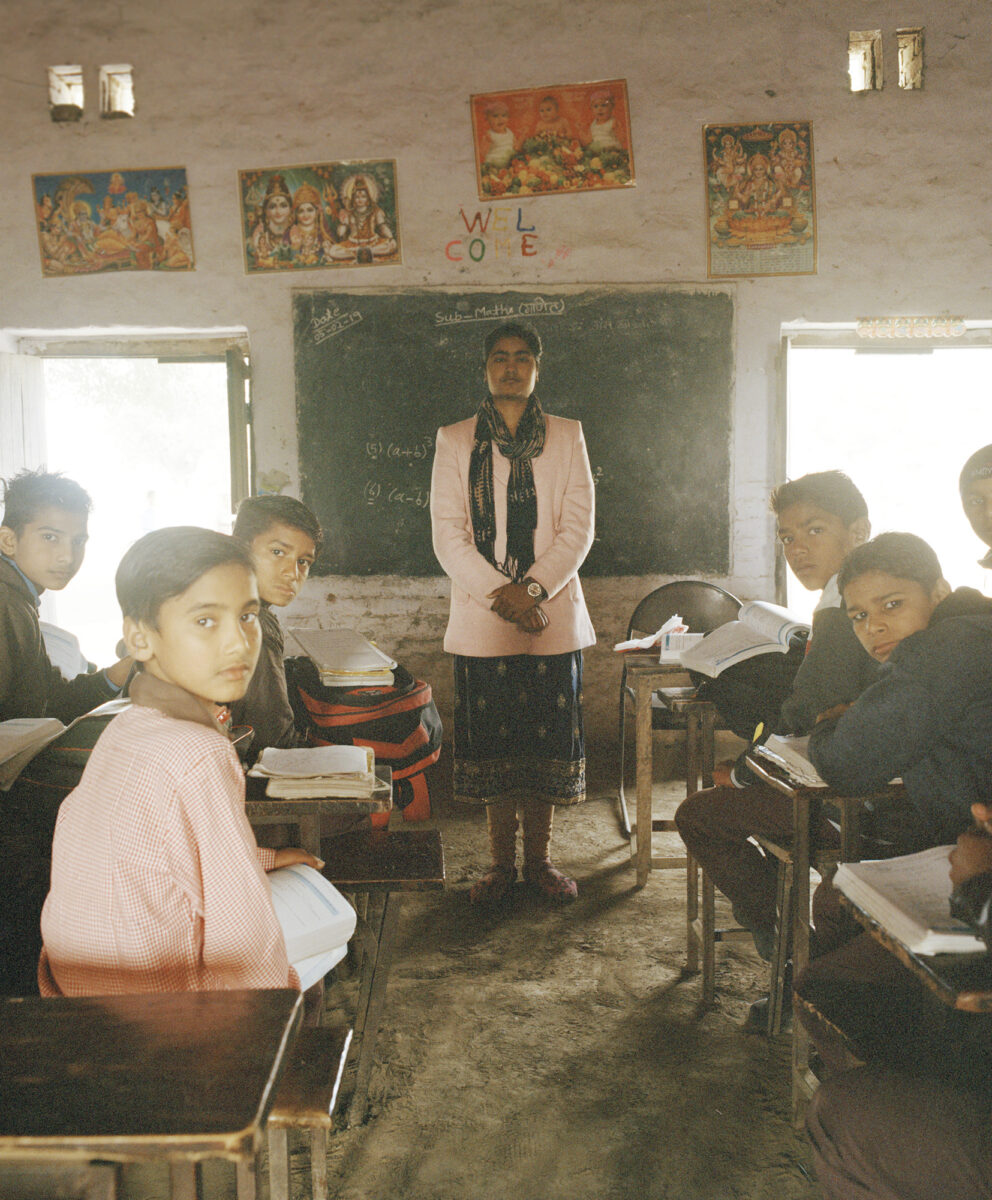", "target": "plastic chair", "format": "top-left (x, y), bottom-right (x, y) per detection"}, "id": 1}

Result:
top-left (616, 580), bottom-right (742, 837)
